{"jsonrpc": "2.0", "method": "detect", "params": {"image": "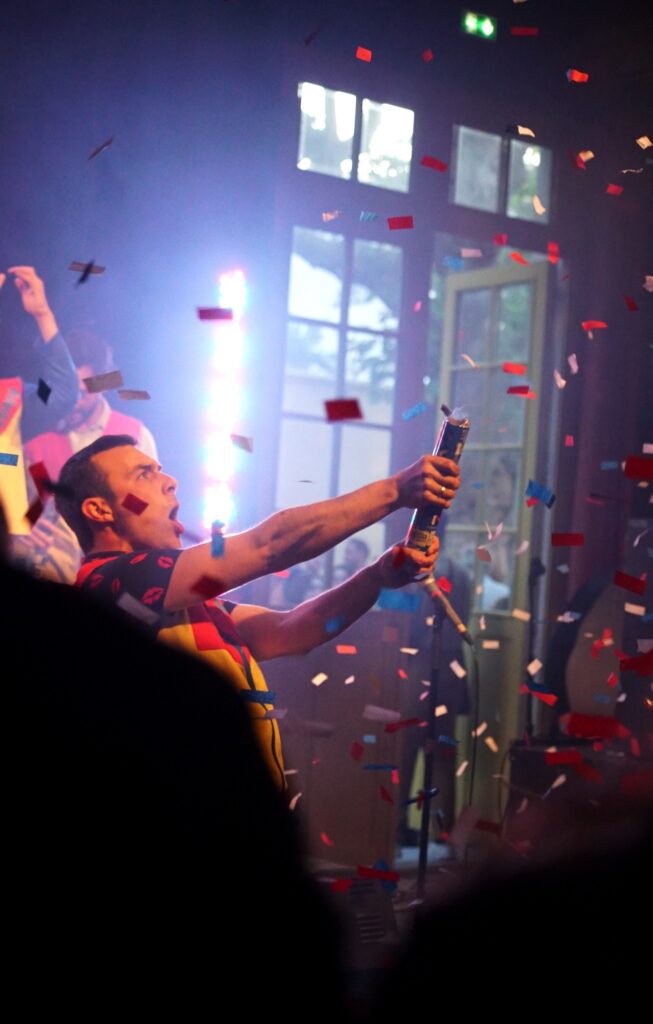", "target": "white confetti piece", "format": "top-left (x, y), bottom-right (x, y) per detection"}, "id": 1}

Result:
top-left (643, 276), bottom-right (653, 293)
top-left (449, 659), bottom-right (467, 679)
top-left (517, 125), bottom-right (535, 137)
top-left (515, 539), bottom-right (530, 556)
top-left (461, 353), bottom-right (478, 368)
top-left (456, 760), bottom-right (469, 778)
top-left (288, 792), bottom-right (303, 811)
top-left (400, 647), bottom-right (419, 655)
top-left (345, 675), bottom-right (355, 685)
top-left (568, 353), bottom-right (579, 374)
top-left (461, 247), bottom-right (483, 258)
top-left (554, 369), bottom-right (567, 389)
top-left (578, 149), bottom-right (595, 162)
top-left (363, 704), bottom-right (401, 723)
top-left (516, 797), bottom-right (529, 815)
top-left (472, 721), bottom-right (488, 737)
top-left (512, 608), bottom-right (531, 622)
top-left (552, 773), bottom-right (567, 790)
top-left (625, 603), bottom-right (646, 616)
top-left (425, 616), bottom-right (434, 627)
top-left (479, 615), bottom-right (486, 631)
top-left (419, 690), bottom-right (429, 701)
top-left (557, 563), bottom-right (570, 574)
top-left (485, 736), bottom-right (499, 753)
top-left (636, 135), bottom-right (652, 149)
top-left (435, 704), bottom-right (448, 717)
top-left (116, 591), bottom-right (160, 625)
top-left (617, 692), bottom-right (627, 703)
top-left (311, 672), bottom-right (328, 687)
top-left (637, 639), bottom-right (653, 653)
top-left (532, 195), bottom-right (546, 216)
top-left (283, 769), bottom-right (299, 776)
top-left (482, 639), bottom-right (500, 650)
top-left (420, 679), bottom-right (430, 687)
top-left (643, 443), bottom-right (653, 455)
top-left (527, 658), bottom-right (543, 676)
